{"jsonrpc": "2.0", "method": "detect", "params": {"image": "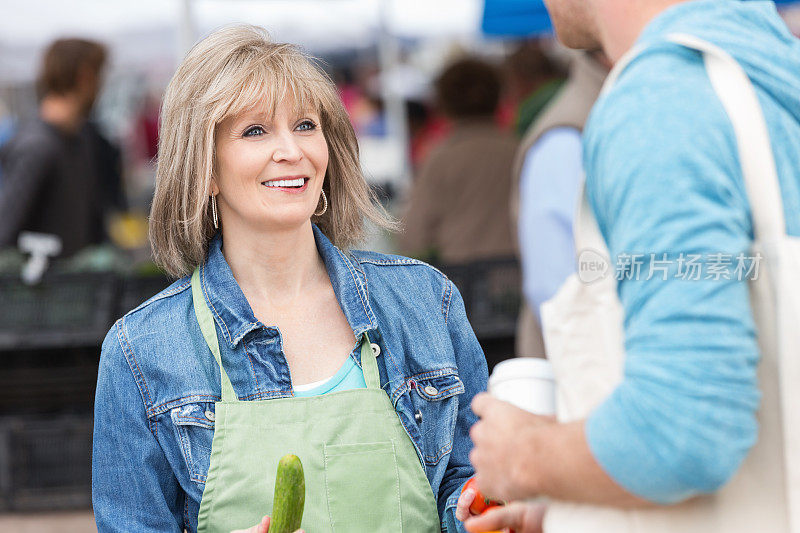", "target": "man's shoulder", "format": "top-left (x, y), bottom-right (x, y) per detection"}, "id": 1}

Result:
top-left (1, 120), bottom-right (60, 162)
top-left (586, 43), bottom-right (735, 170)
top-left (591, 42), bottom-right (729, 133)
top-left (584, 43), bottom-right (748, 236)
top-left (427, 125), bottom-right (516, 164)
